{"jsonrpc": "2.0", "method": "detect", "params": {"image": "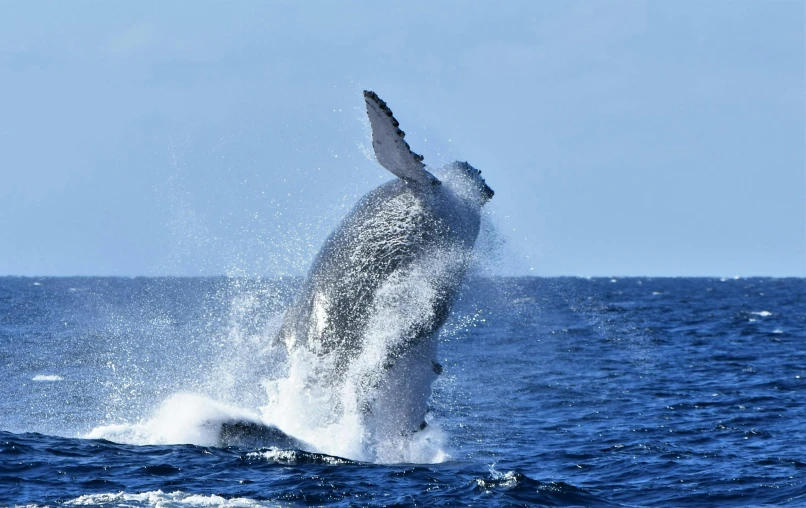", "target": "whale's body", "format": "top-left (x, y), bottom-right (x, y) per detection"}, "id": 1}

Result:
top-left (280, 178), bottom-right (480, 371)
top-left (278, 91), bottom-right (492, 437)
